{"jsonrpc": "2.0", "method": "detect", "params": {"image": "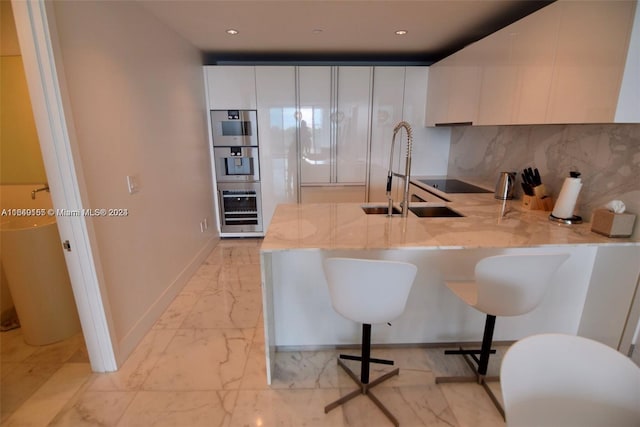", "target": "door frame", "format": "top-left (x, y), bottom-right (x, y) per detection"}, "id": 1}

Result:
top-left (12, 0), bottom-right (117, 371)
